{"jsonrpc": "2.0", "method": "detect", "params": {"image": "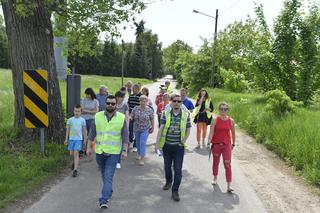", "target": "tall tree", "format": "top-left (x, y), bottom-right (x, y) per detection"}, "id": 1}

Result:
top-left (0, 15), bottom-right (9, 68)
top-left (0, 0), bottom-right (145, 142)
top-left (272, 0), bottom-right (301, 100)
